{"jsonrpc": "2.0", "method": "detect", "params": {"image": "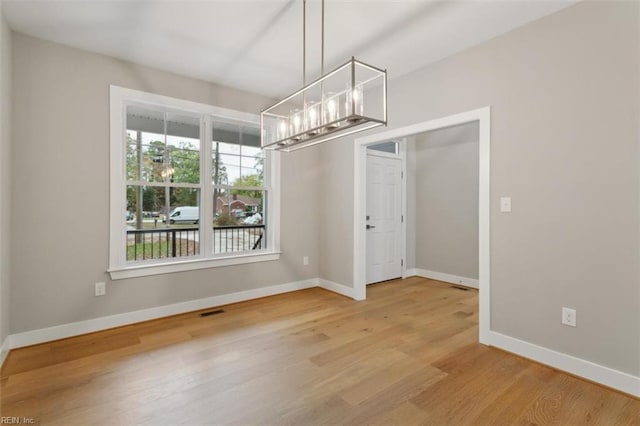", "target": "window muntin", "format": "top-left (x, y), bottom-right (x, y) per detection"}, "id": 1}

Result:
top-left (110, 87), bottom-right (278, 278)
